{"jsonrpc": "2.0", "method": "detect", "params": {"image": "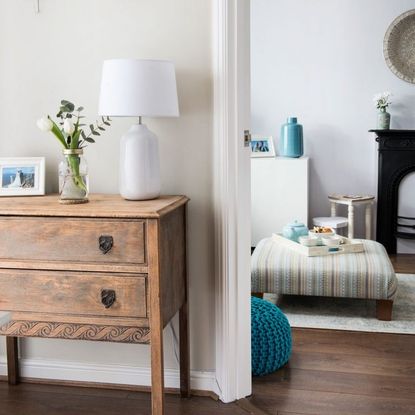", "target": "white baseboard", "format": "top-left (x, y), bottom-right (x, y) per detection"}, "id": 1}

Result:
top-left (0, 357), bottom-right (218, 394)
